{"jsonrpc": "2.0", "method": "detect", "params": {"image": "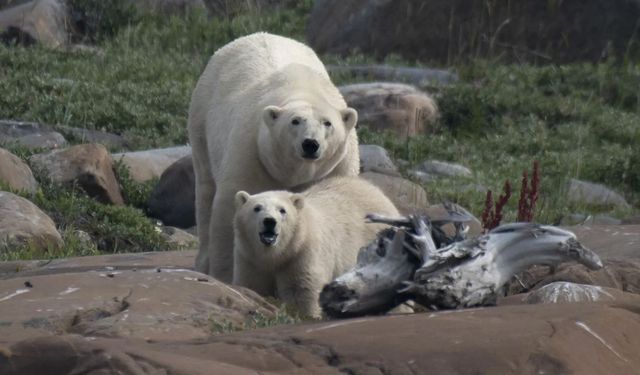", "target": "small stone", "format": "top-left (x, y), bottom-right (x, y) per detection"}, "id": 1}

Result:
top-left (567, 179), bottom-right (630, 209)
top-left (359, 144), bottom-right (399, 176)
